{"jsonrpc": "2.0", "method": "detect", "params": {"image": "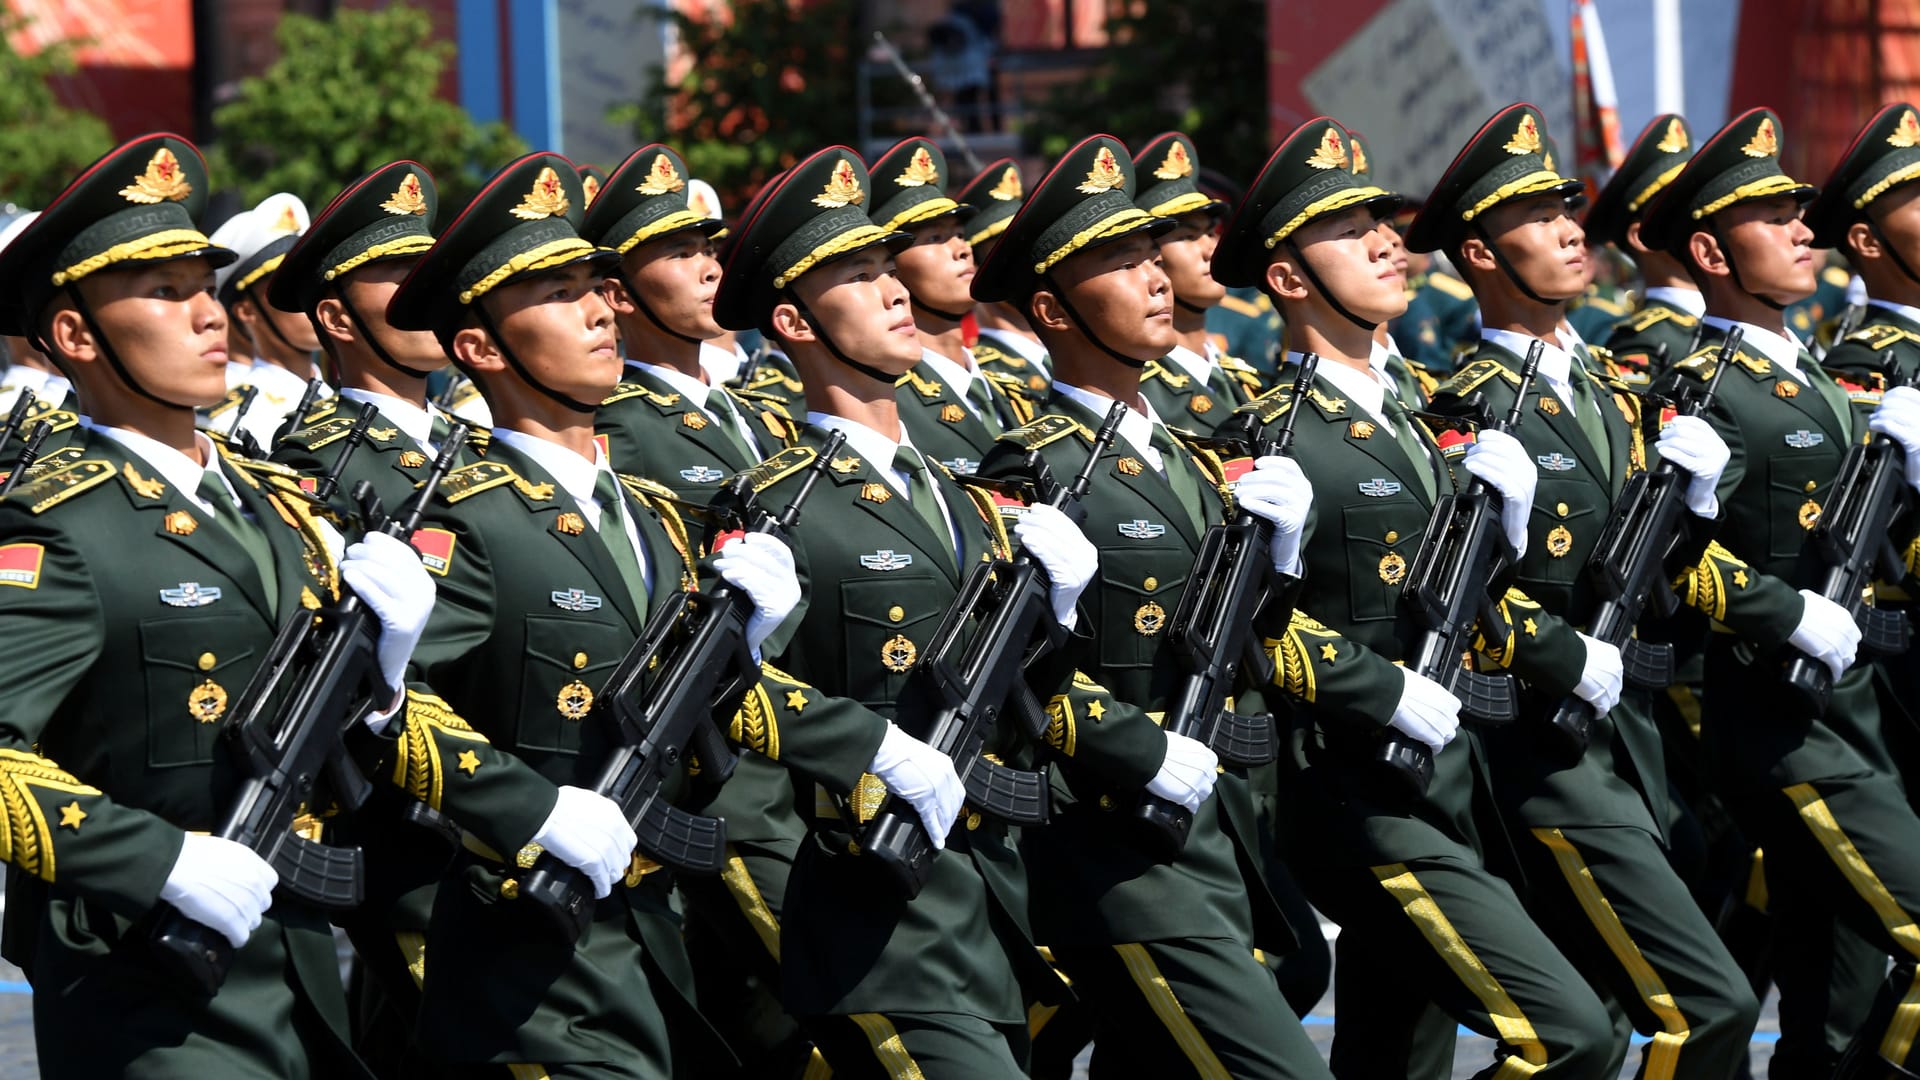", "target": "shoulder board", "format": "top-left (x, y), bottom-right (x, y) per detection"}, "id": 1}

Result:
top-left (1425, 272), bottom-right (1474, 301)
top-left (1219, 354), bottom-right (1260, 375)
top-left (979, 369), bottom-right (1037, 398)
top-left (225, 453), bottom-right (303, 481)
top-left (1843, 324), bottom-right (1914, 352)
top-left (1585, 344), bottom-right (1615, 365)
top-left (22, 446), bottom-right (84, 478)
top-left (1233, 384), bottom-right (1293, 425)
top-left (731, 445), bottom-right (818, 494)
top-left (15, 408), bottom-right (77, 436)
top-left (437, 461), bottom-right (520, 504)
top-left (1000, 413), bottom-right (1085, 450)
top-left (280, 415), bottom-right (358, 451)
top-left (204, 387), bottom-right (249, 418)
top-left (602, 380), bottom-right (680, 408)
top-left (1673, 346), bottom-right (1769, 381)
top-left (972, 342), bottom-right (1019, 367)
top-left (1626, 305), bottom-right (1674, 333)
top-left (295, 399), bottom-right (339, 427)
top-left (895, 369), bottom-right (944, 398)
top-left (726, 387), bottom-right (793, 418)
top-left (617, 473), bottom-right (681, 503)
top-left (1585, 295), bottom-right (1629, 317)
top-left (1215, 293), bottom-right (1265, 319)
top-left (5, 460), bottom-right (115, 513)
top-left (1140, 360), bottom-right (1190, 389)
top-left (1434, 357), bottom-right (1519, 398)
top-left (1823, 265), bottom-right (1853, 288)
